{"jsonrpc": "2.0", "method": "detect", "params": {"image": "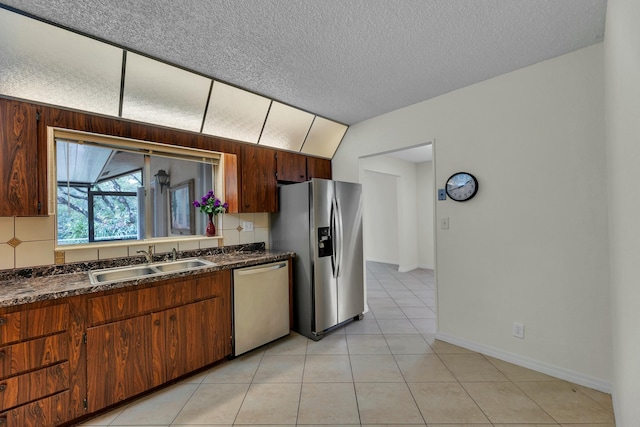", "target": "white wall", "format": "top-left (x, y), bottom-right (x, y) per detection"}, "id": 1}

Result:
top-left (359, 155), bottom-right (419, 272)
top-left (334, 44), bottom-right (612, 389)
top-left (361, 170), bottom-right (399, 264)
top-left (604, 0), bottom-right (640, 422)
top-left (416, 161), bottom-right (434, 269)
